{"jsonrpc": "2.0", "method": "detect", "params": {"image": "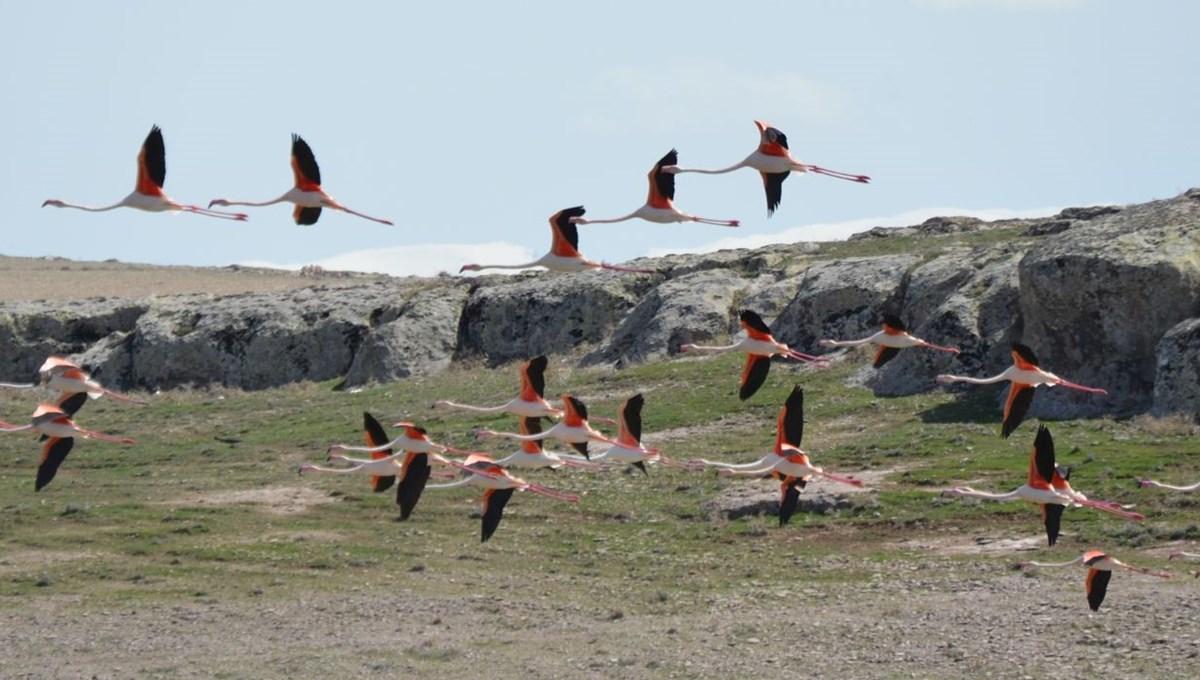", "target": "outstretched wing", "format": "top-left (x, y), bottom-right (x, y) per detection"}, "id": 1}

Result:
top-left (396, 452), bottom-right (431, 520)
top-left (549, 206), bottom-right (585, 257)
top-left (1041, 503), bottom-right (1065, 546)
top-left (779, 477), bottom-right (806, 526)
top-left (1002, 384), bottom-right (1036, 439)
top-left (481, 488), bottom-right (515, 542)
top-left (363, 412), bottom-right (395, 493)
top-left (35, 436), bottom-right (75, 492)
top-left (136, 125), bottom-right (167, 194)
top-left (761, 171), bottom-right (788, 217)
top-left (873, 346), bottom-right (901, 368)
top-left (293, 206), bottom-right (322, 225)
top-left (777, 386), bottom-right (804, 450)
top-left (740, 355), bottom-right (771, 401)
top-left (291, 134), bottom-right (322, 187)
top-left (1085, 568), bottom-right (1111, 612)
top-left (648, 149), bottom-right (677, 208)
top-left (520, 356), bottom-right (548, 401)
top-left (619, 393), bottom-right (644, 444)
